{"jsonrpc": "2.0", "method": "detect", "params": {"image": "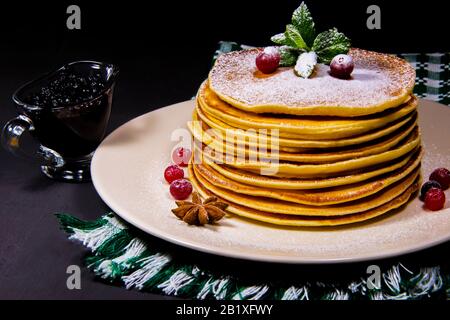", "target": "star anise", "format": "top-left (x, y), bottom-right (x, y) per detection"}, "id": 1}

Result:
top-left (171, 192), bottom-right (228, 225)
